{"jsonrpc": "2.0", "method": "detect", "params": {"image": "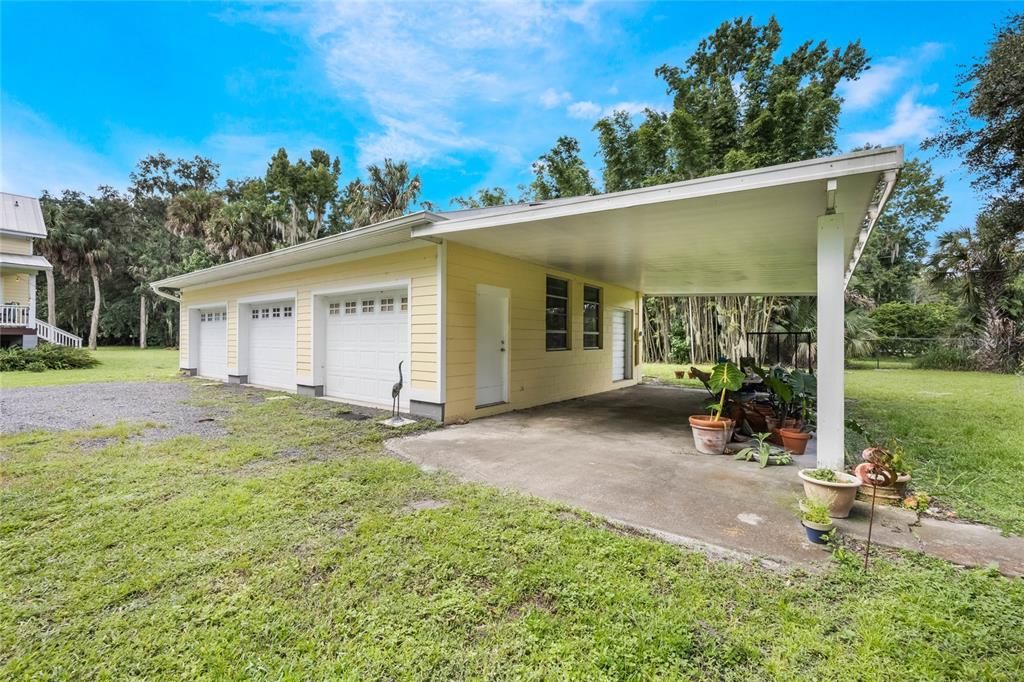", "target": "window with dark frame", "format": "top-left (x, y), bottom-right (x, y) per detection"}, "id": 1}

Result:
top-left (583, 285), bottom-right (601, 349)
top-left (545, 276), bottom-right (569, 351)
